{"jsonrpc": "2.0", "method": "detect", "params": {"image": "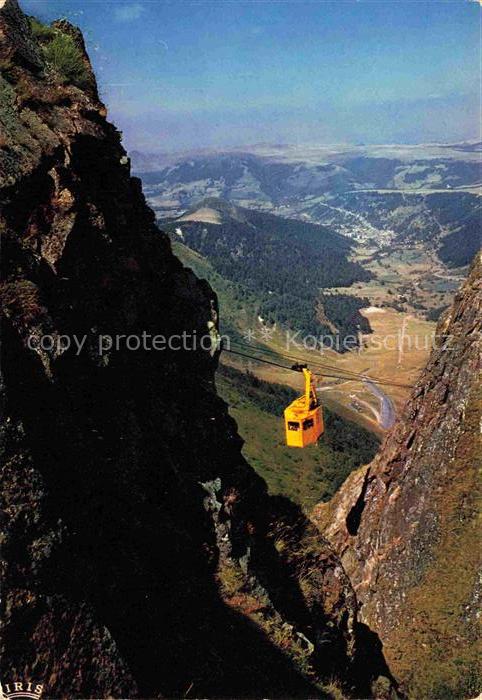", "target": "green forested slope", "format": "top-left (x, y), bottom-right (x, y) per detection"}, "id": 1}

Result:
top-left (216, 364), bottom-right (379, 511)
top-left (163, 200), bottom-right (372, 345)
